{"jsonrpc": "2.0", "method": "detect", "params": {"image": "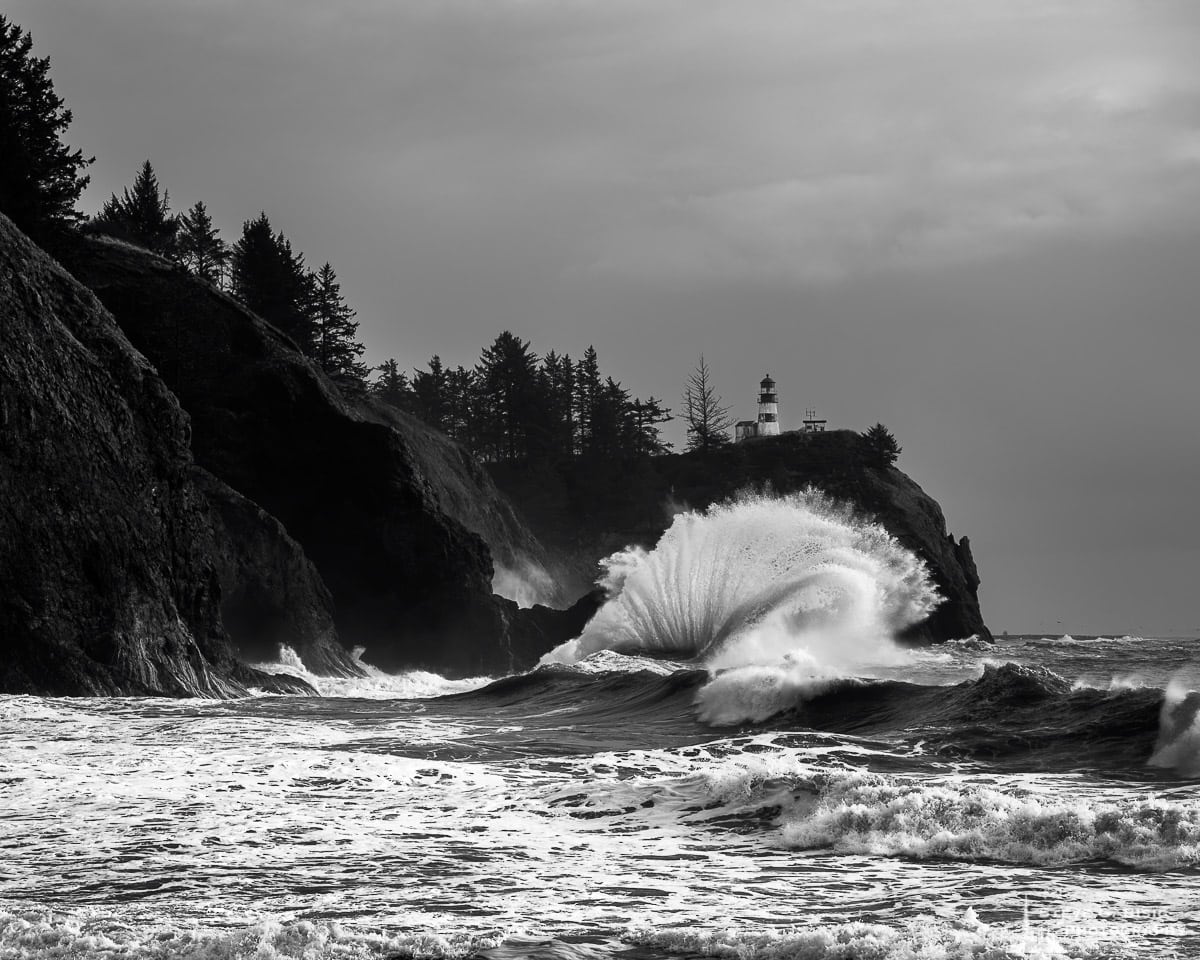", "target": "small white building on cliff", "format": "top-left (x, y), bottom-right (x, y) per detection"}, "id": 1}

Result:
top-left (735, 375), bottom-right (827, 442)
top-left (735, 375), bottom-right (781, 442)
